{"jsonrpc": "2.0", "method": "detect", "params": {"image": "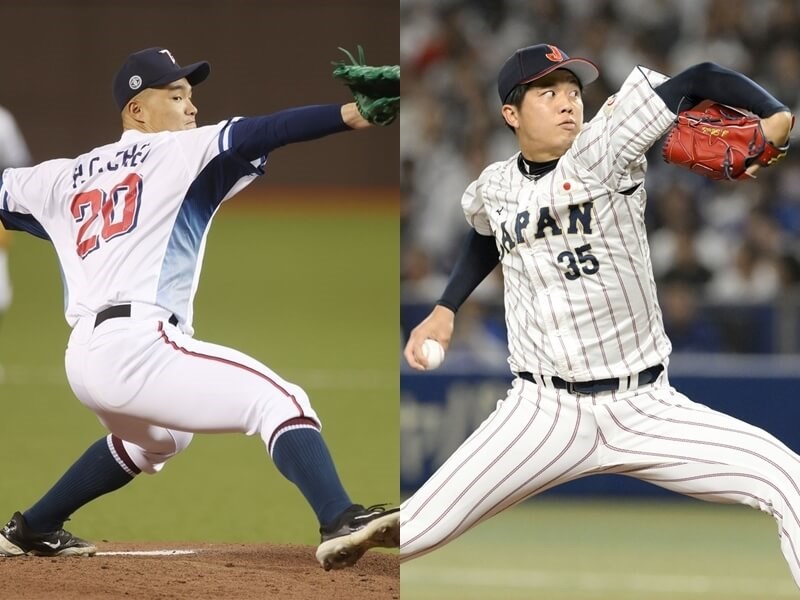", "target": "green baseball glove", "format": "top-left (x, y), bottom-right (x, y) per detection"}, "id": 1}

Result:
top-left (332, 46), bottom-right (400, 126)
